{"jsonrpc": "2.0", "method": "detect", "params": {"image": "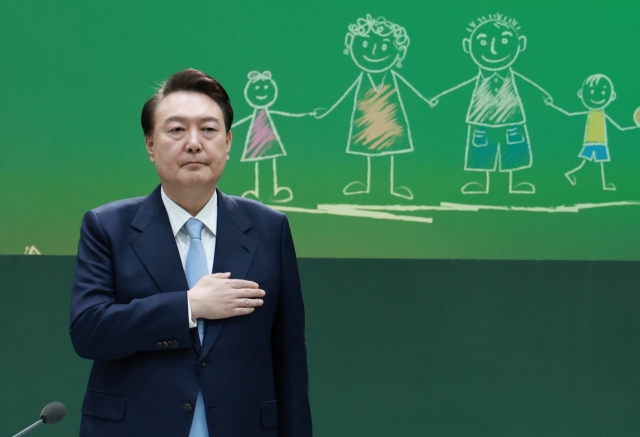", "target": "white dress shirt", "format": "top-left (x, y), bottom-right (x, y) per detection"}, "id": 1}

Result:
top-left (160, 187), bottom-right (217, 327)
